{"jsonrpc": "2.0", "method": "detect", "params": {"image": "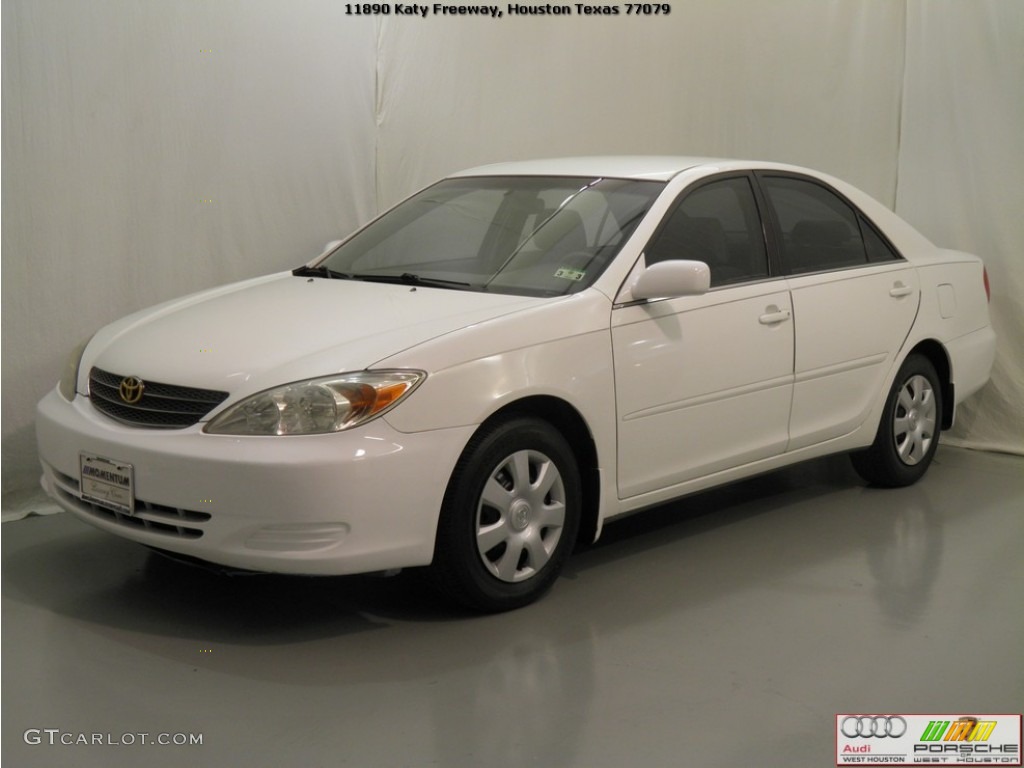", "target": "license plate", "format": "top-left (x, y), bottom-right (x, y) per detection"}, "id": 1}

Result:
top-left (79, 454), bottom-right (134, 515)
